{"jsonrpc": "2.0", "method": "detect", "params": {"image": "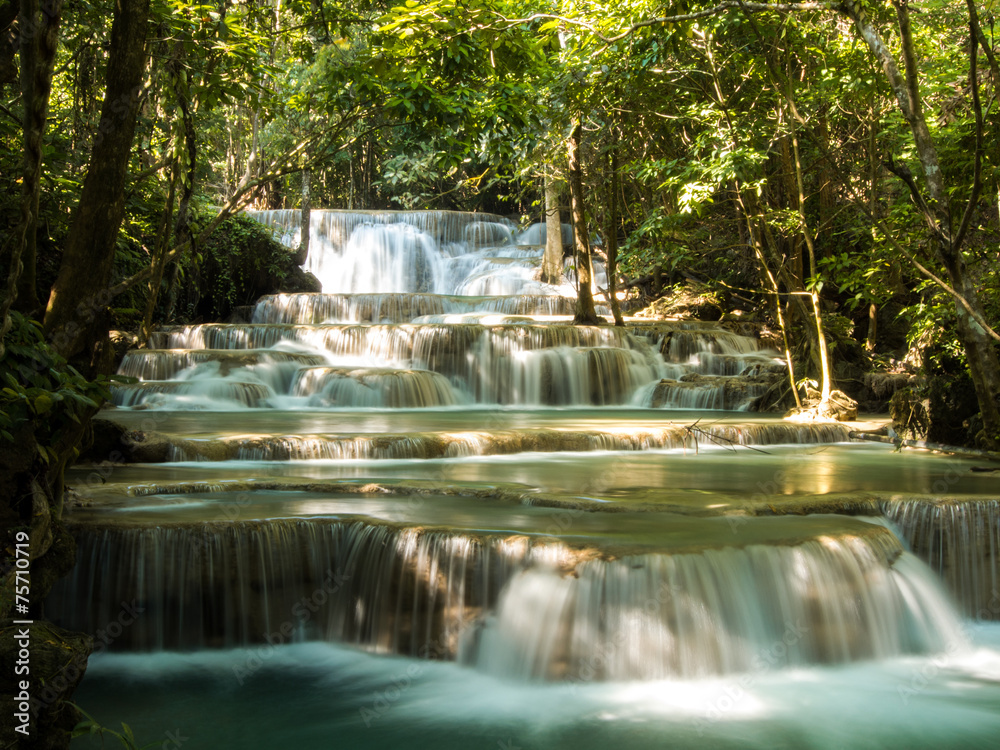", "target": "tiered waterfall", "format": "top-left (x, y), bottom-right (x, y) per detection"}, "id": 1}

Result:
top-left (55, 209), bottom-right (1000, 750)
